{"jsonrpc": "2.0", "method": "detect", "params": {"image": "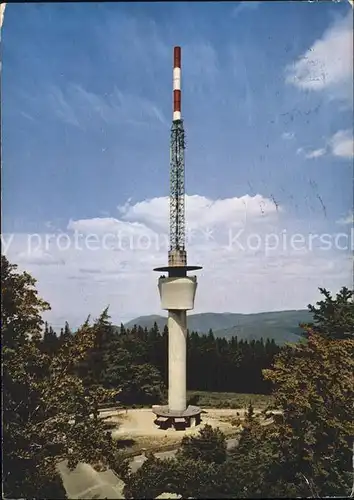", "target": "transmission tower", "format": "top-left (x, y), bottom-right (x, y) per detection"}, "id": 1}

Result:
top-left (168, 46), bottom-right (187, 267)
top-left (153, 46), bottom-right (203, 428)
